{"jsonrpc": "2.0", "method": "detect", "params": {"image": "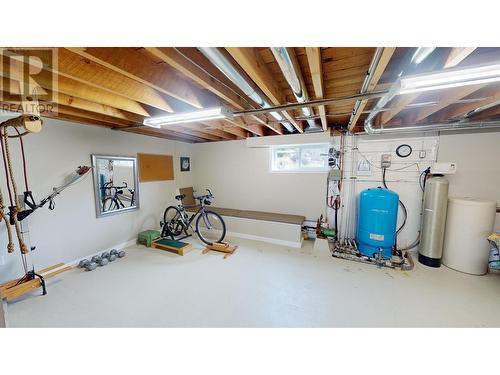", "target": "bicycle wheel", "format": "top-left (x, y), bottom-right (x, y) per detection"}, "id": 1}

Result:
top-left (195, 210), bottom-right (226, 245)
top-left (163, 206), bottom-right (184, 236)
top-left (102, 197), bottom-right (118, 212)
